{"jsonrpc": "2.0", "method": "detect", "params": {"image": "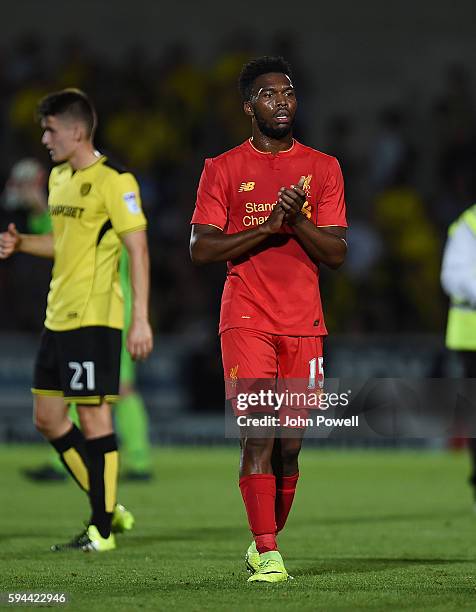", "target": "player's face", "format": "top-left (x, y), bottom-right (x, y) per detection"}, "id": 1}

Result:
top-left (41, 115), bottom-right (79, 163)
top-left (247, 72), bottom-right (297, 139)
